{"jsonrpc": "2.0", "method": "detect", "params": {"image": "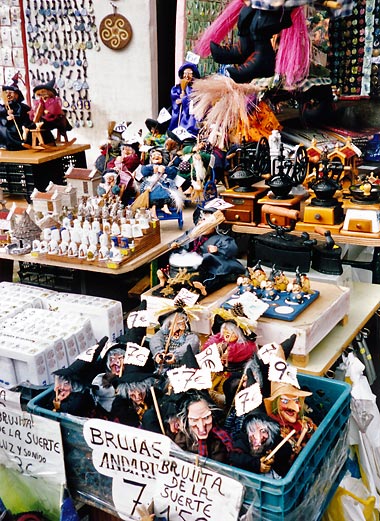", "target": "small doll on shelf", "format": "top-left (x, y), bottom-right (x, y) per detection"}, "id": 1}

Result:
top-left (29, 79), bottom-right (73, 144)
